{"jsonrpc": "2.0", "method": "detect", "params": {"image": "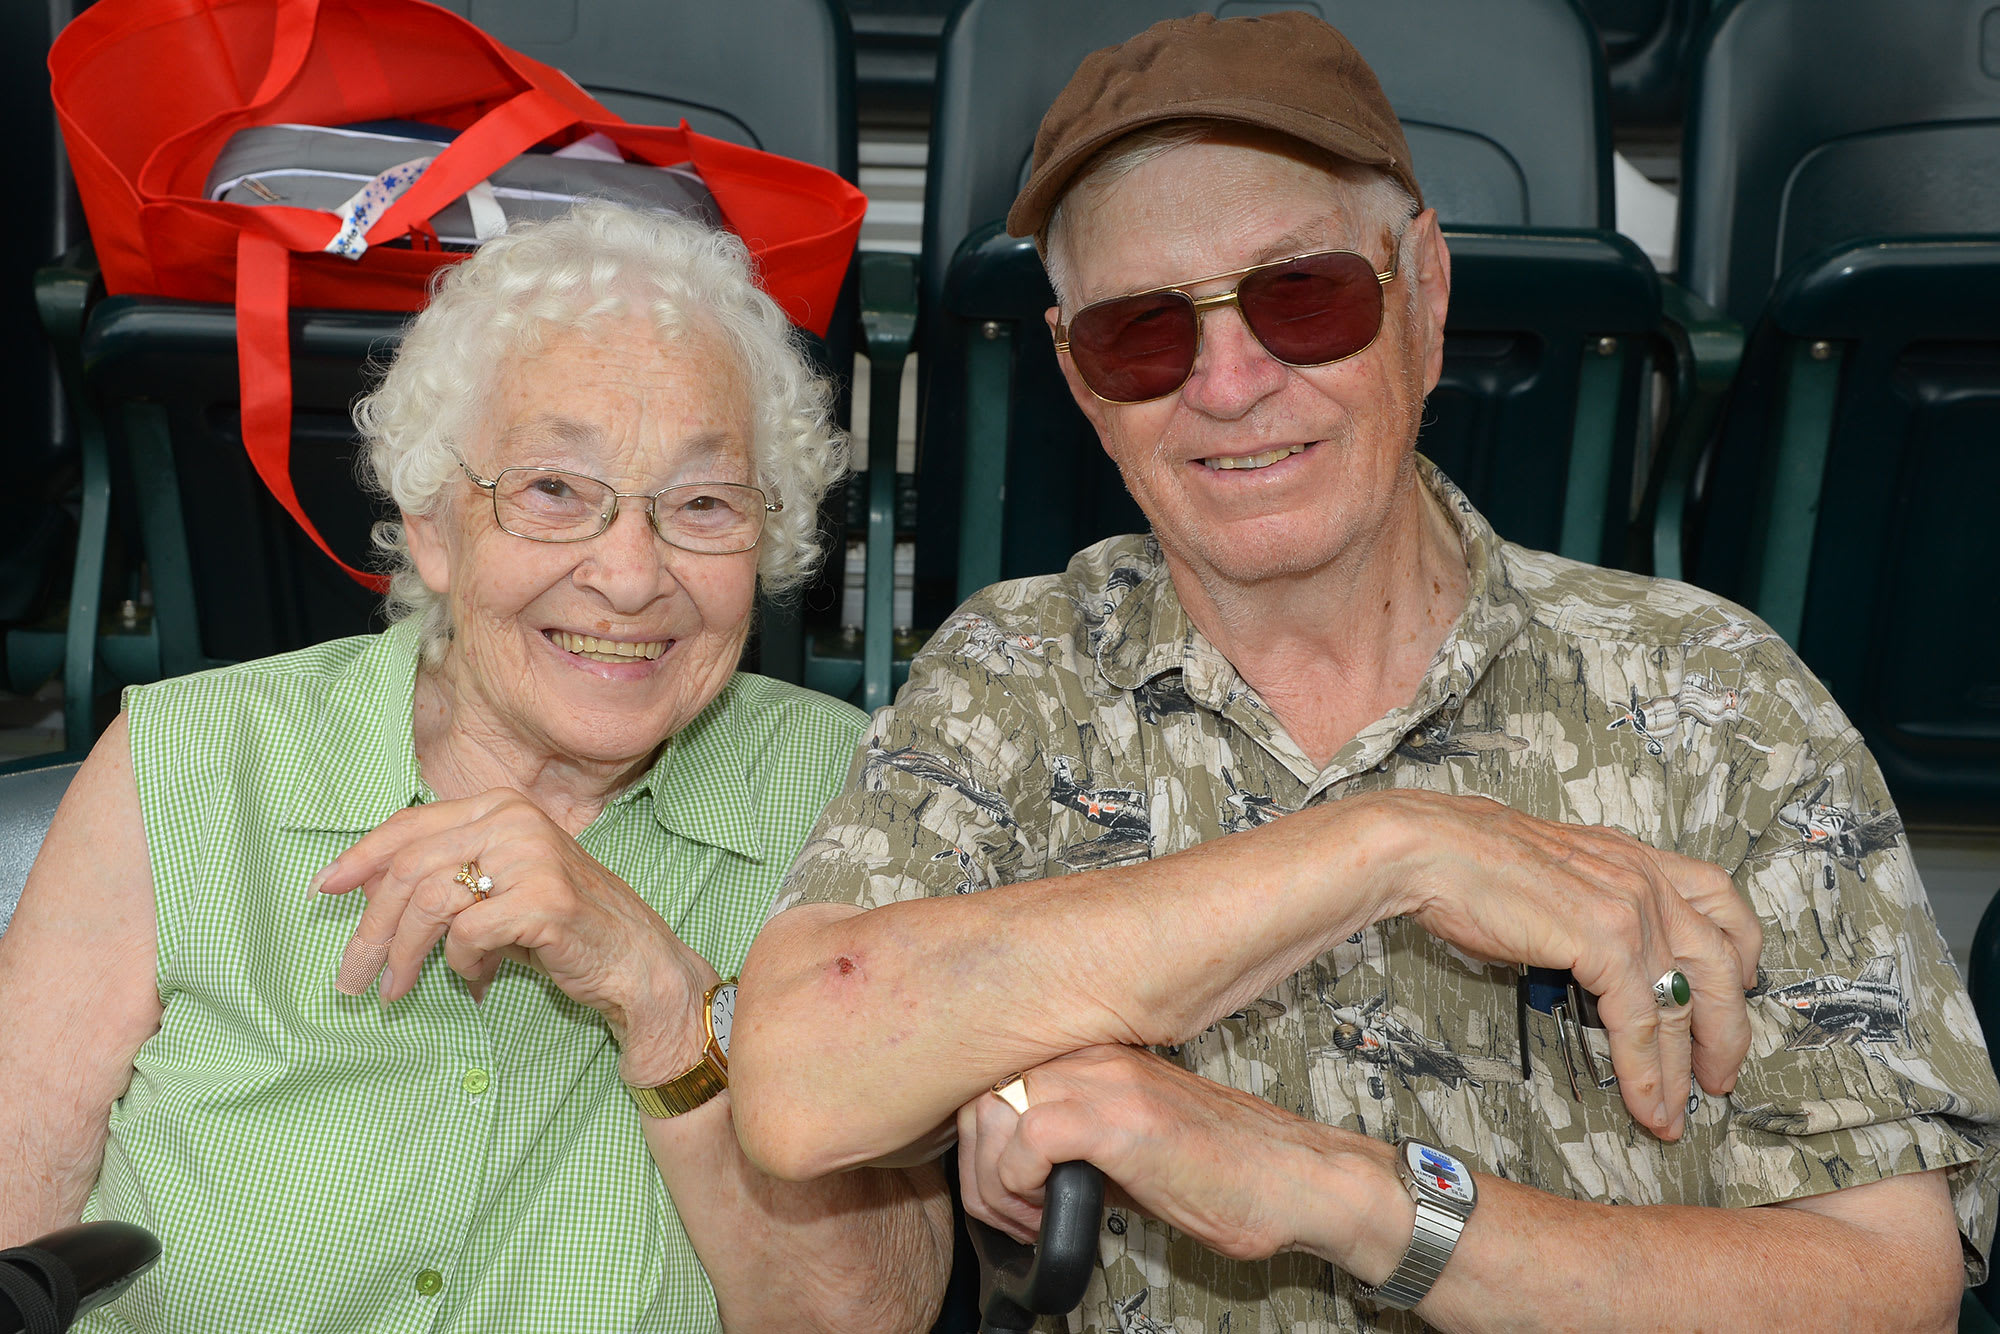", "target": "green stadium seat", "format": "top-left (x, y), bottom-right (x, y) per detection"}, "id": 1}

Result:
top-left (1672, 0), bottom-right (2000, 824)
top-left (1676, 0), bottom-right (2000, 327)
top-left (1688, 238), bottom-right (2000, 825)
